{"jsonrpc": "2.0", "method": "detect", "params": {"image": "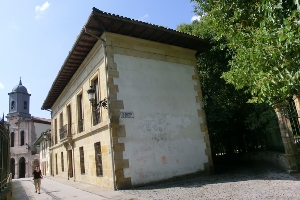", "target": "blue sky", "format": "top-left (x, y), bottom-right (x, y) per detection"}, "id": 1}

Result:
top-left (0, 0), bottom-right (199, 119)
